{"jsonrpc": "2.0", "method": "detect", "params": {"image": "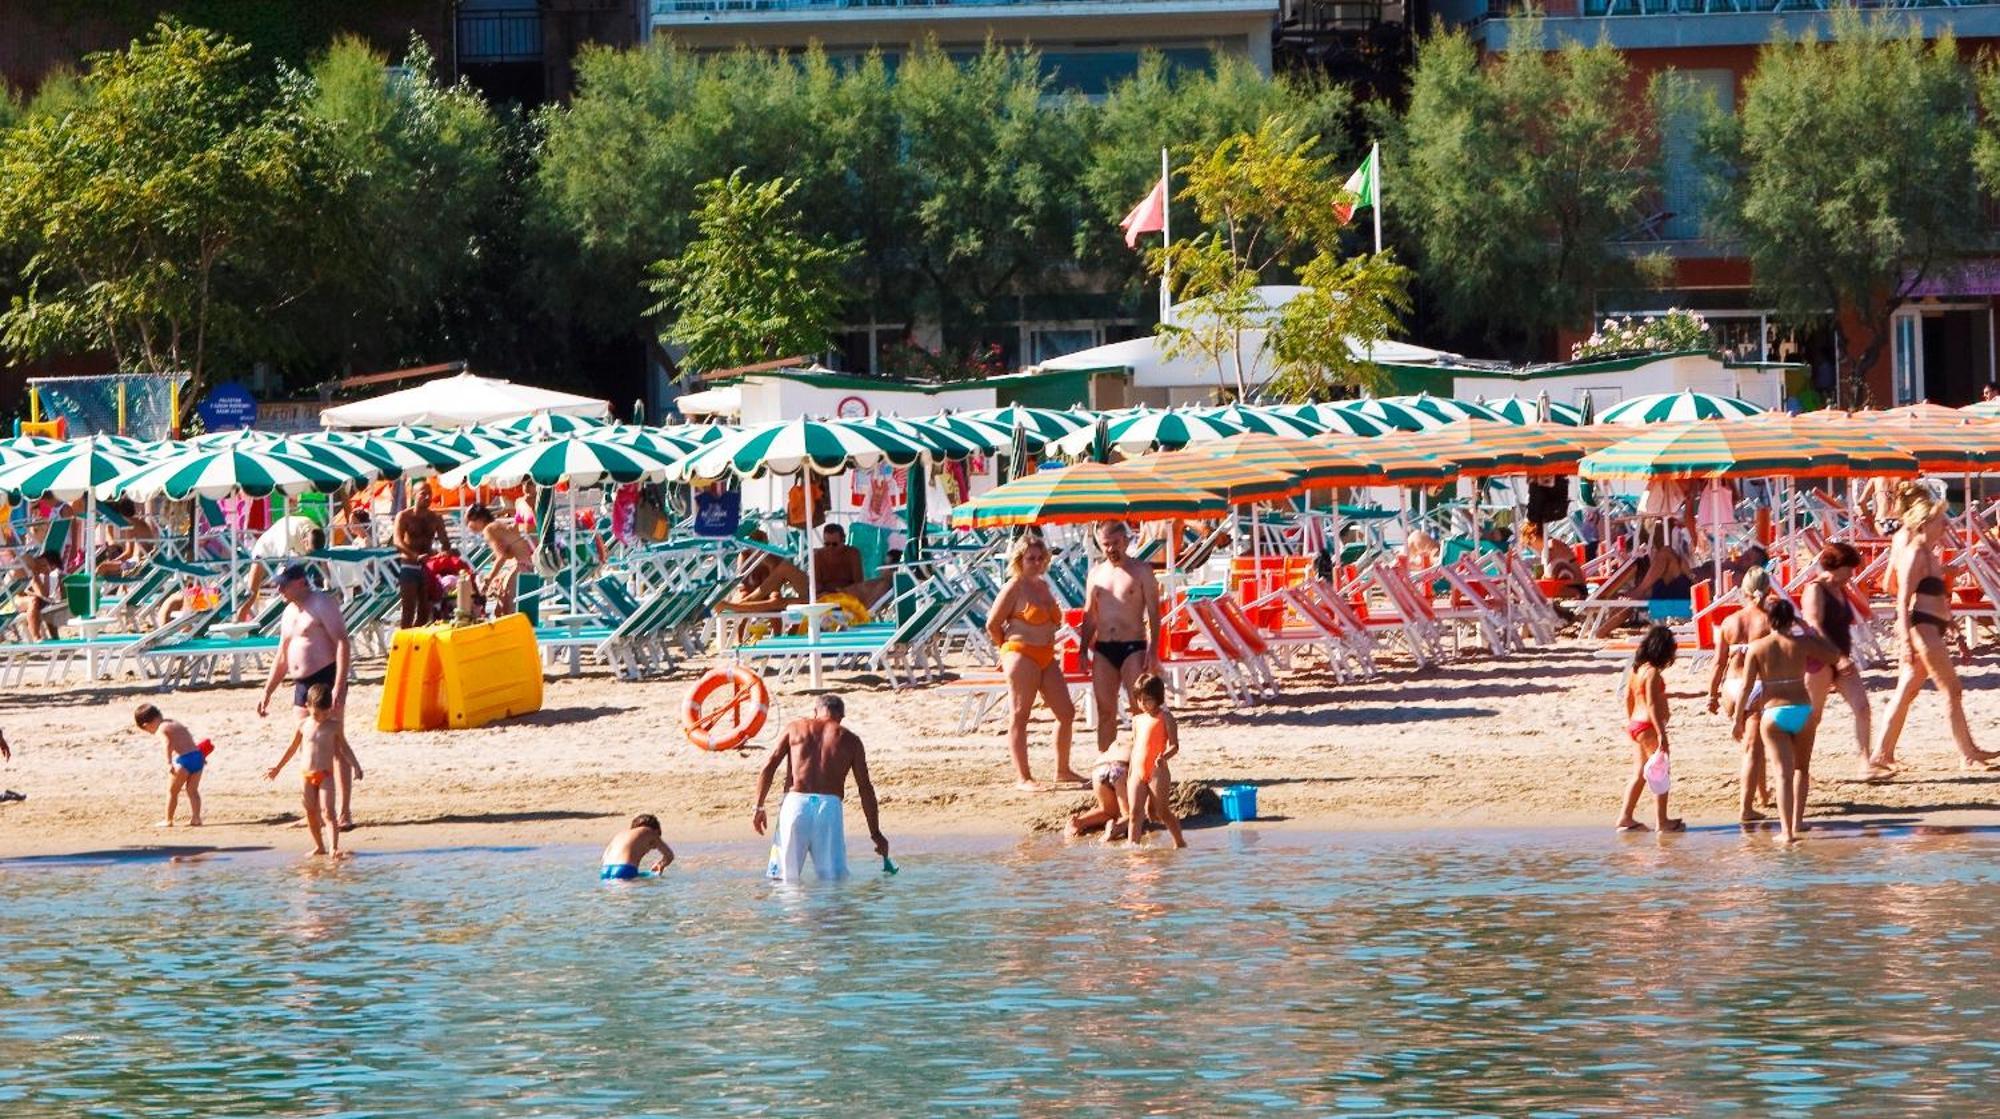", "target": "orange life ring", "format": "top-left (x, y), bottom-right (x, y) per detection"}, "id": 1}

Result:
top-left (682, 665), bottom-right (769, 751)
